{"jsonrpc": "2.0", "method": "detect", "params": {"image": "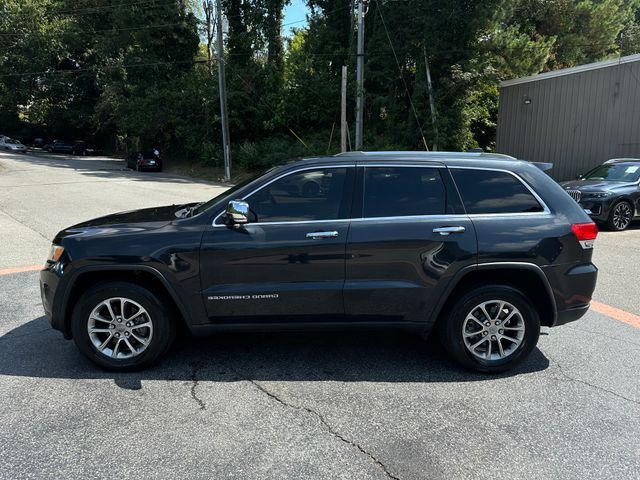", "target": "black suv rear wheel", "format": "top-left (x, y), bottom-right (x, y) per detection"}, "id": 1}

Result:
top-left (71, 281), bottom-right (175, 371)
top-left (441, 285), bottom-right (540, 373)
